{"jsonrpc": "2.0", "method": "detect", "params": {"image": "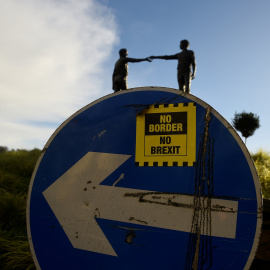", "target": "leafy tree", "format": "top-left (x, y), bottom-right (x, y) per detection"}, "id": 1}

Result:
top-left (0, 146), bottom-right (8, 154)
top-left (252, 150), bottom-right (270, 199)
top-left (232, 111), bottom-right (260, 144)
